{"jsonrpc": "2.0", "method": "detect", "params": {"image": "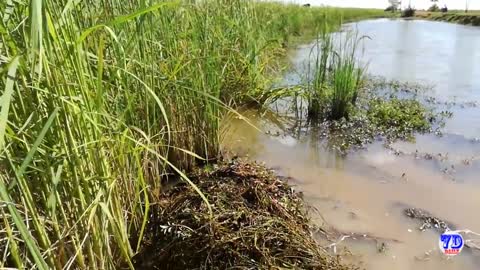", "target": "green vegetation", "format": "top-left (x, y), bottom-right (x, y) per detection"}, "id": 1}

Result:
top-left (307, 31), bottom-right (366, 120)
top-left (292, 80), bottom-right (440, 154)
top-left (428, 0), bottom-right (440, 12)
top-left (307, 30), bottom-right (333, 118)
top-left (418, 11), bottom-right (480, 26)
top-left (330, 36), bottom-right (365, 120)
top-left (367, 98), bottom-right (432, 138)
top-left (428, 4), bottom-right (440, 12)
top-left (0, 1), bottom-right (388, 269)
top-left (256, 4), bottom-right (389, 48)
top-left (309, 96), bottom-right (436, 154)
